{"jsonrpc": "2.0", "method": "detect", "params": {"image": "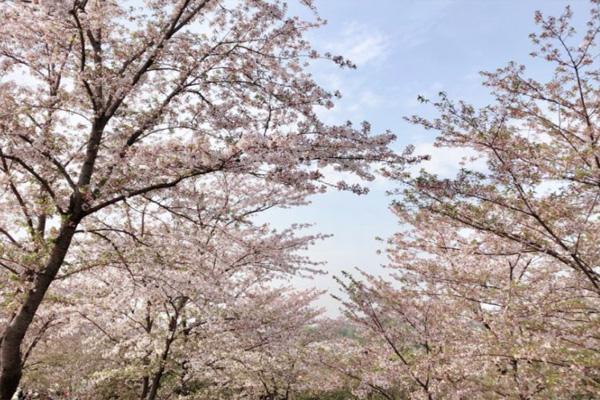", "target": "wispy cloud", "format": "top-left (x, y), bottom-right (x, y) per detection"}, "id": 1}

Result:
top-left (393, 0), bottom-right (454, 49)
top-left (327, 22), bottom-right (391, 67)
top-left (411, 142), bottom-right (487, 178)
